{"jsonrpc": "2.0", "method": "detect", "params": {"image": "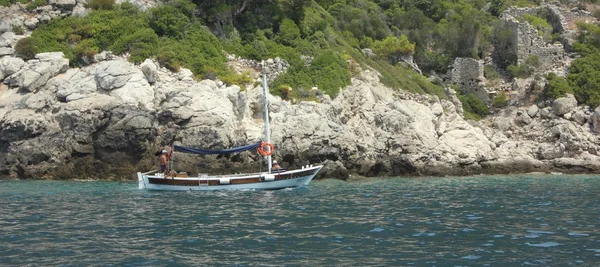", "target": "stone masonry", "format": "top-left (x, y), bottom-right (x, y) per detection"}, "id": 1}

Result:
top-left (499, 5), bottom-right (566, 72)
top-left (450, 58), bottom-right (488, 100)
